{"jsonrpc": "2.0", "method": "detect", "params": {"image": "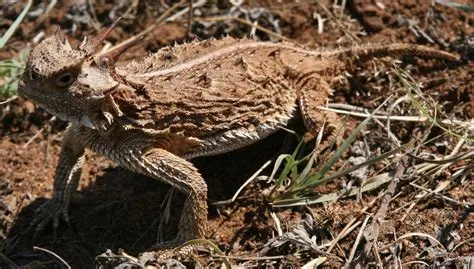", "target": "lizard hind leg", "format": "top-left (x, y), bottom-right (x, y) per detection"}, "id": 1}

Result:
top-left (297, 75), bottom-right (342, 148)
